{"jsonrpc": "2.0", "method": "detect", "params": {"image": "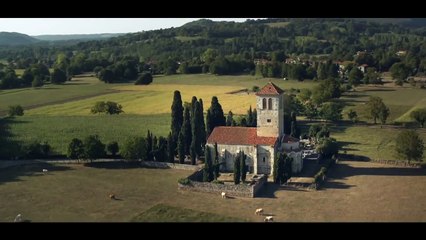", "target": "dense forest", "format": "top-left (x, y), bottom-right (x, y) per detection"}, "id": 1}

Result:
top-left (1, 18), bottom-right (426, 89)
